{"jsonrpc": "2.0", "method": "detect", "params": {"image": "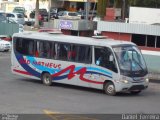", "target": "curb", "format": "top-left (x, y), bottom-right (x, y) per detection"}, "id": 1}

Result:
top-left (149, 79), bottom-right (160, 83)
